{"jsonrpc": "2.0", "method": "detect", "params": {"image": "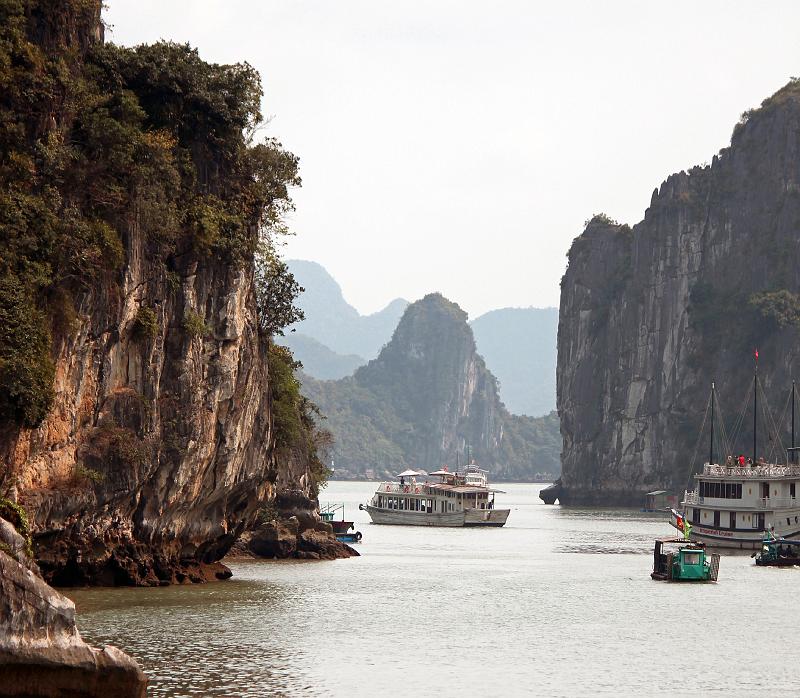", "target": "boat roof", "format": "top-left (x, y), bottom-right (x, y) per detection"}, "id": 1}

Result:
top-left (429, 469), bottom-right (451, 476)
top-left (396, 469), bottom-right (421, 477)
top-left (647, 490), bottom-right (669, 495)
top-left (655, 537), bottom-right (705, 548)
top-left (427, 483), bottom-right (504, 494)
